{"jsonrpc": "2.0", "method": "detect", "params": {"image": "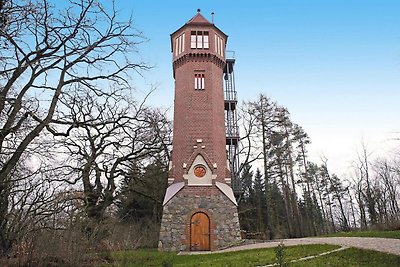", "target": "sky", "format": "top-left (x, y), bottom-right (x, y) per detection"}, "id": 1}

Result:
top-left (116, 0), bottom-right (400, 177)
